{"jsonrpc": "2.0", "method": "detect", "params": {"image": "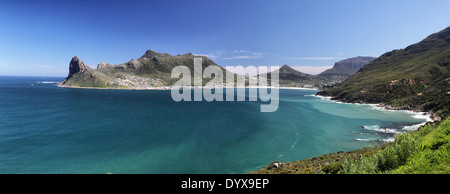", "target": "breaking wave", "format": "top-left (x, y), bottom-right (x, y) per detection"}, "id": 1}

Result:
top-left (36, 81), bottom-right (58, 84)
top-left (361, 125), bottom-right (399, 134)
top-left (402, 122), bottom-right (427, 131)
